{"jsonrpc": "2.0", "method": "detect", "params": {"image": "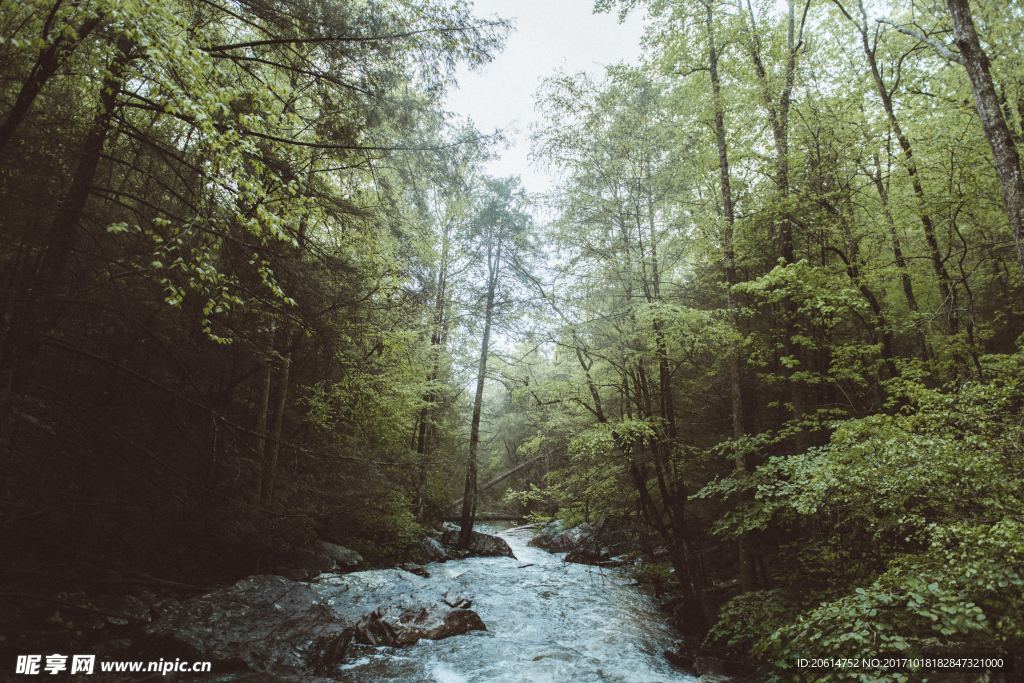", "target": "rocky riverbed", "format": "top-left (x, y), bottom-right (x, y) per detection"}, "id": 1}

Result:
top-left (1, 524), bottom-right (719, 681)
